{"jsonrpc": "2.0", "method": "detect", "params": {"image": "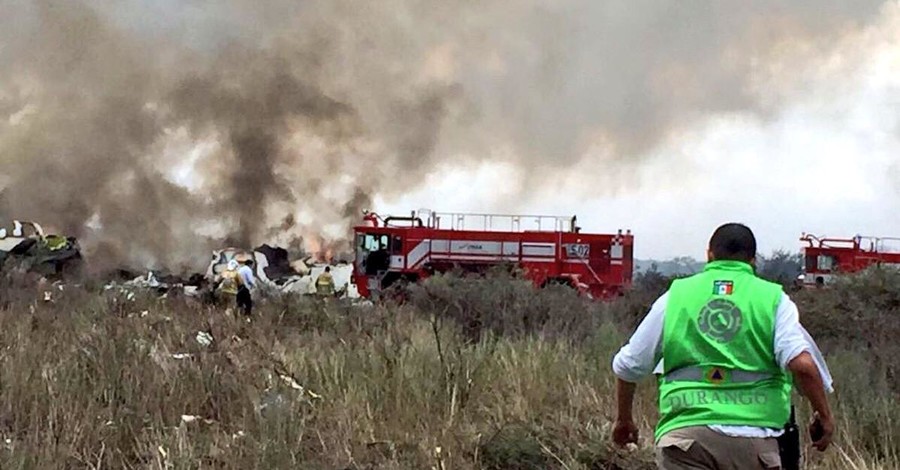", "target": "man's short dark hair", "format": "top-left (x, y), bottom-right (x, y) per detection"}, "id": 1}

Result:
top-left (709, 223), bottom-right (757, 262)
